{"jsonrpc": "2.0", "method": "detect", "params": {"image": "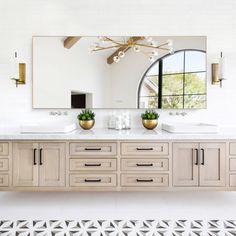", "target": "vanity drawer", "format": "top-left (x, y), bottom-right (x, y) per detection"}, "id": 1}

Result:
top-left (229, 159), bottom-right (236, 171)
top-left (0, 143), bottom-right (9, 156)
top-left (70, 142), bottom-right (117, 156)
top-left (70, 158), bottom-right (117, 171)
top-left (229, 143), bottom-right (236, 155)
top-left (0, 159), bottom-right (9, 171)
top-left (121, 174), bottom-right (169, 187)
top-left (229, 175), bottom-right (236, 187)
top-left (0, 174), bottom-right (9, 187)
top-left (121, 142), bottom-right (169, 156)
top-left (70, 174), bottom-right (117, 187)
top-left (121, 158), bottom-right (168, 171)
